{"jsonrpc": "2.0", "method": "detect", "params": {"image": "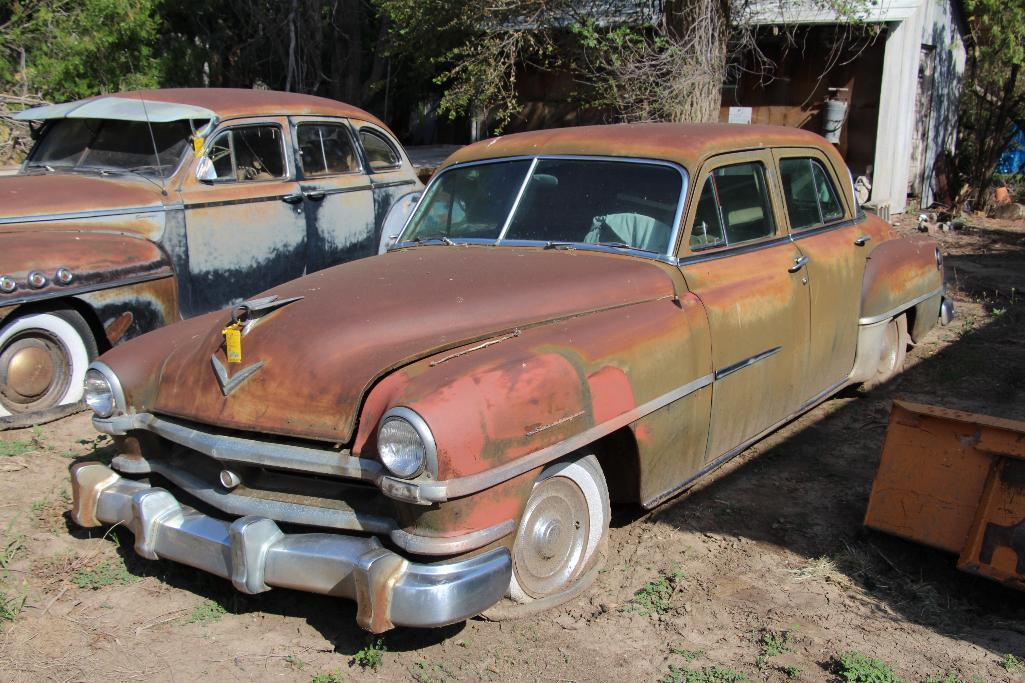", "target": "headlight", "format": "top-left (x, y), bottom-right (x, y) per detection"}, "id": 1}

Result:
top-left (377, 407), bottom-right (436, 479)
top-left (83, 368), bottom-right (115, 418)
